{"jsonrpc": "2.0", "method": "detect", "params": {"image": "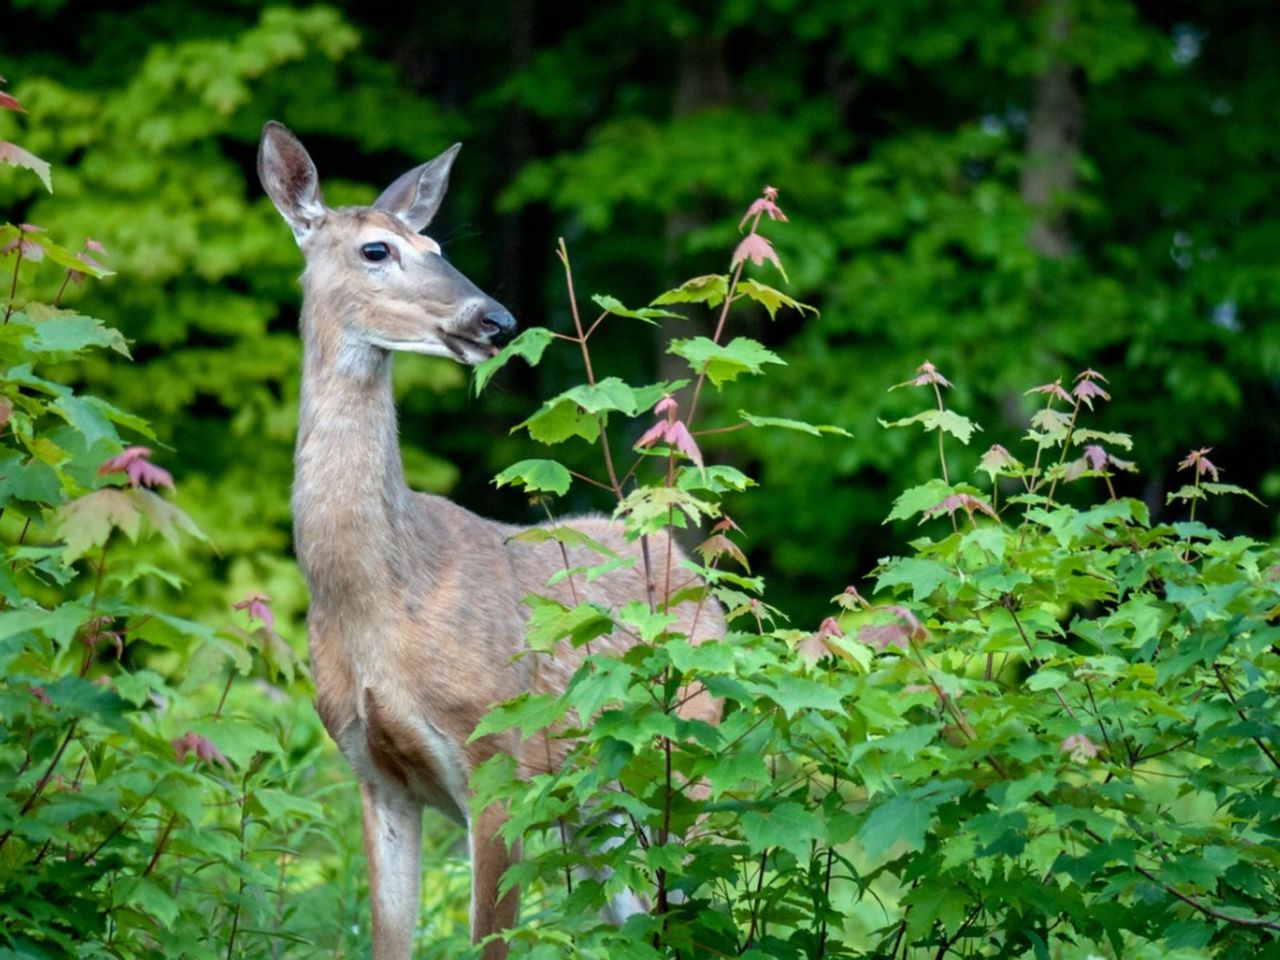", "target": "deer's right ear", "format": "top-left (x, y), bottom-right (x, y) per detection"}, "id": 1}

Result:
top-left (258, 121), bottom-right (325, 243)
